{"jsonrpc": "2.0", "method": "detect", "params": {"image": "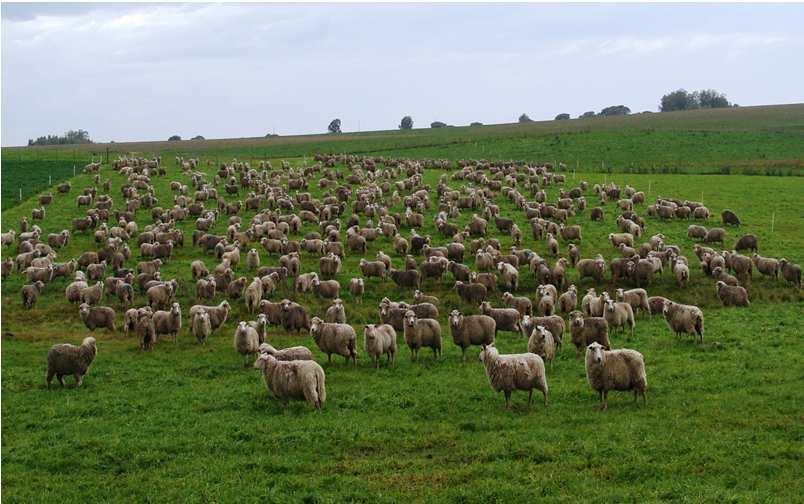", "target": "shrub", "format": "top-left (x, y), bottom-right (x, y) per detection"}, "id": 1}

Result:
top-left (518, 114), bottom-right (533, 123)
top-left (328, 119), bottom-right (342, 134)
top-left (399, 116), bottom-right (413, 130)
top-left (168, 135), bottom-right (182, 141)
top-left (554, 113), bottom-right (570, 120)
